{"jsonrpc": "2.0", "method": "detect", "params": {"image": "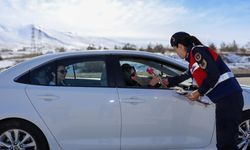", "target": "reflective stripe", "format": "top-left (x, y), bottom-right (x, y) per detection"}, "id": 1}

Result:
top-left (206, 72), bottom-right (234, 94)
top-left (190, 62), bottom-right (199, 74)
top-left (191, 45), bottom-right (204, 51)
